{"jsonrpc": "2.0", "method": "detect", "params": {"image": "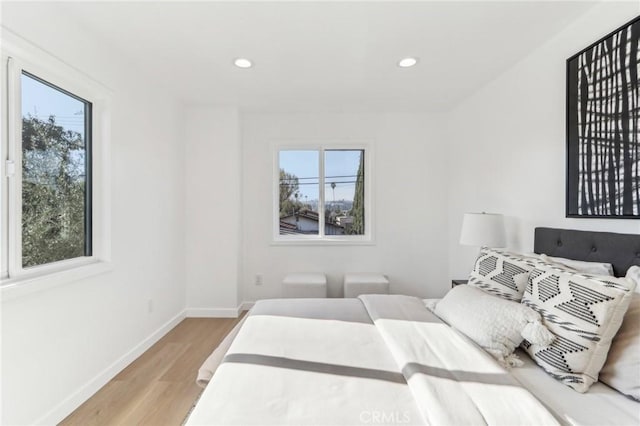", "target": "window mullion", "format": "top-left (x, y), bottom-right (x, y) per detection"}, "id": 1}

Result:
top-left (318, 148), bottom-right (325, 238)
